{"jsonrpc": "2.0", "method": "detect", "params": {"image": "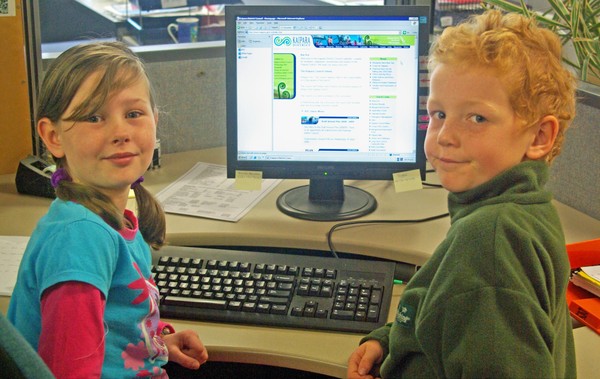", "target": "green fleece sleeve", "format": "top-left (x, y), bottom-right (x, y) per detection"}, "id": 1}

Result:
top-left (417, 286), bottom-right (559, 378)
top-left (360, 322), bottom-right (392, 359)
